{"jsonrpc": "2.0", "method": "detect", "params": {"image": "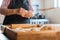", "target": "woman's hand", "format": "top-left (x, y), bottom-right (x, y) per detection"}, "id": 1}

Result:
top-left (17, 8), bottom-right (33, 18)
top-left (25, 10), bottom-right (33, 18)
top-left (17, 8), bottom-right (28, 17)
